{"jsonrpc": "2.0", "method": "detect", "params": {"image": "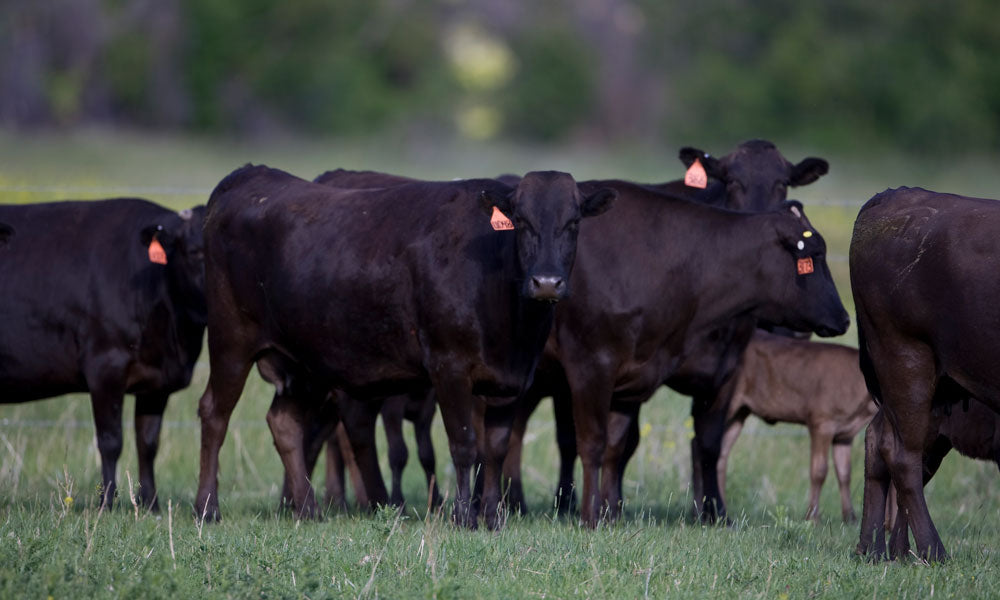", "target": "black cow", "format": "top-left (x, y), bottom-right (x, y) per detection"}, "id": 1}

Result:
top-left (0, 199), bottom-right (207, 510)
top-left (504, 180), bottom-right (848, 526)
top-left (852, 187), bottom-right (1000, 561)
top-left (502, 140), bottom-right (831, 520)
top-left (194, 165), bottom-right (615, 526)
